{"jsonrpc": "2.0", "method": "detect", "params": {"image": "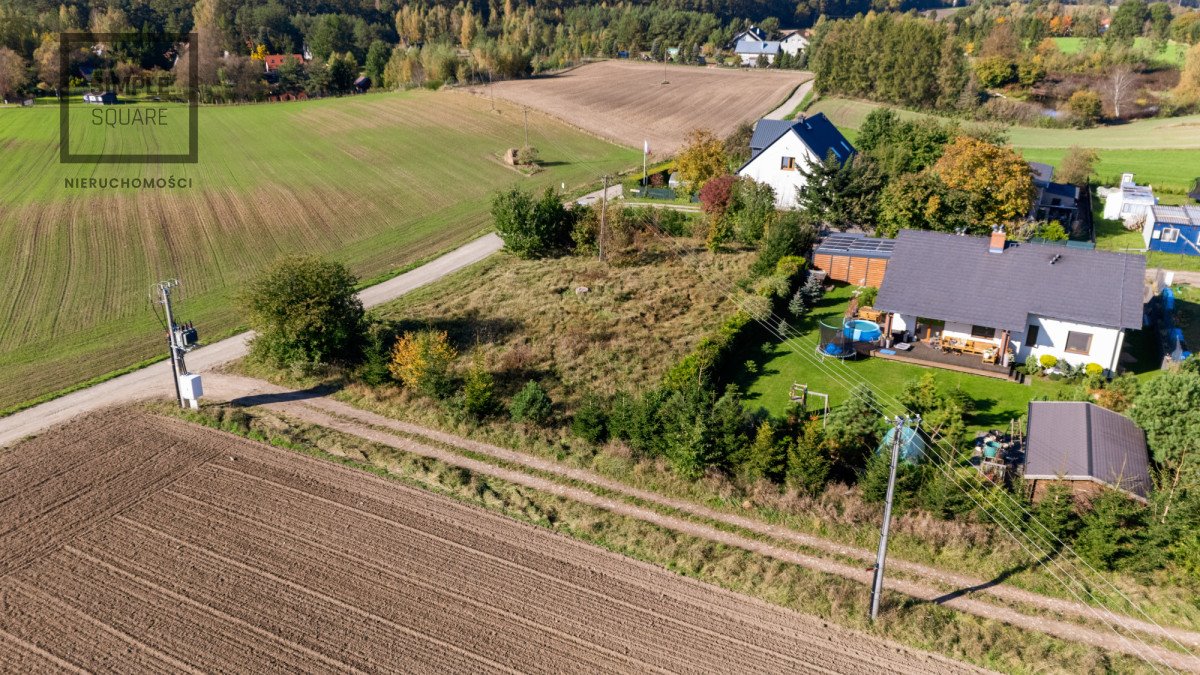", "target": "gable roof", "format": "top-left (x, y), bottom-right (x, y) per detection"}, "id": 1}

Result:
top-left (749, 119), bottom-right (794, 153)
top-left (744, 114), bottom-right (856, 166)
top-left (1024, 401), bottom-right (1150, 500)
top-left (736, 41), bottom-right (781, 55)
top-left (874, 230), bottom-right (1145, 332)
top-left (732, 26), bottom-right (767, 43)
